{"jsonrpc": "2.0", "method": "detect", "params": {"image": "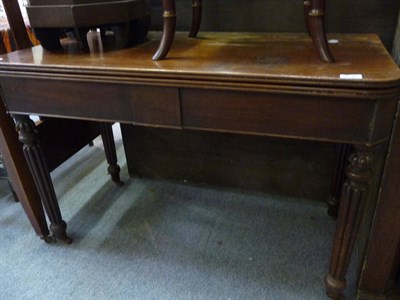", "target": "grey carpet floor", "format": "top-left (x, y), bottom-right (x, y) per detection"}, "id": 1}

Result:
top-left (0, 125), bottom-right (357, 300)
